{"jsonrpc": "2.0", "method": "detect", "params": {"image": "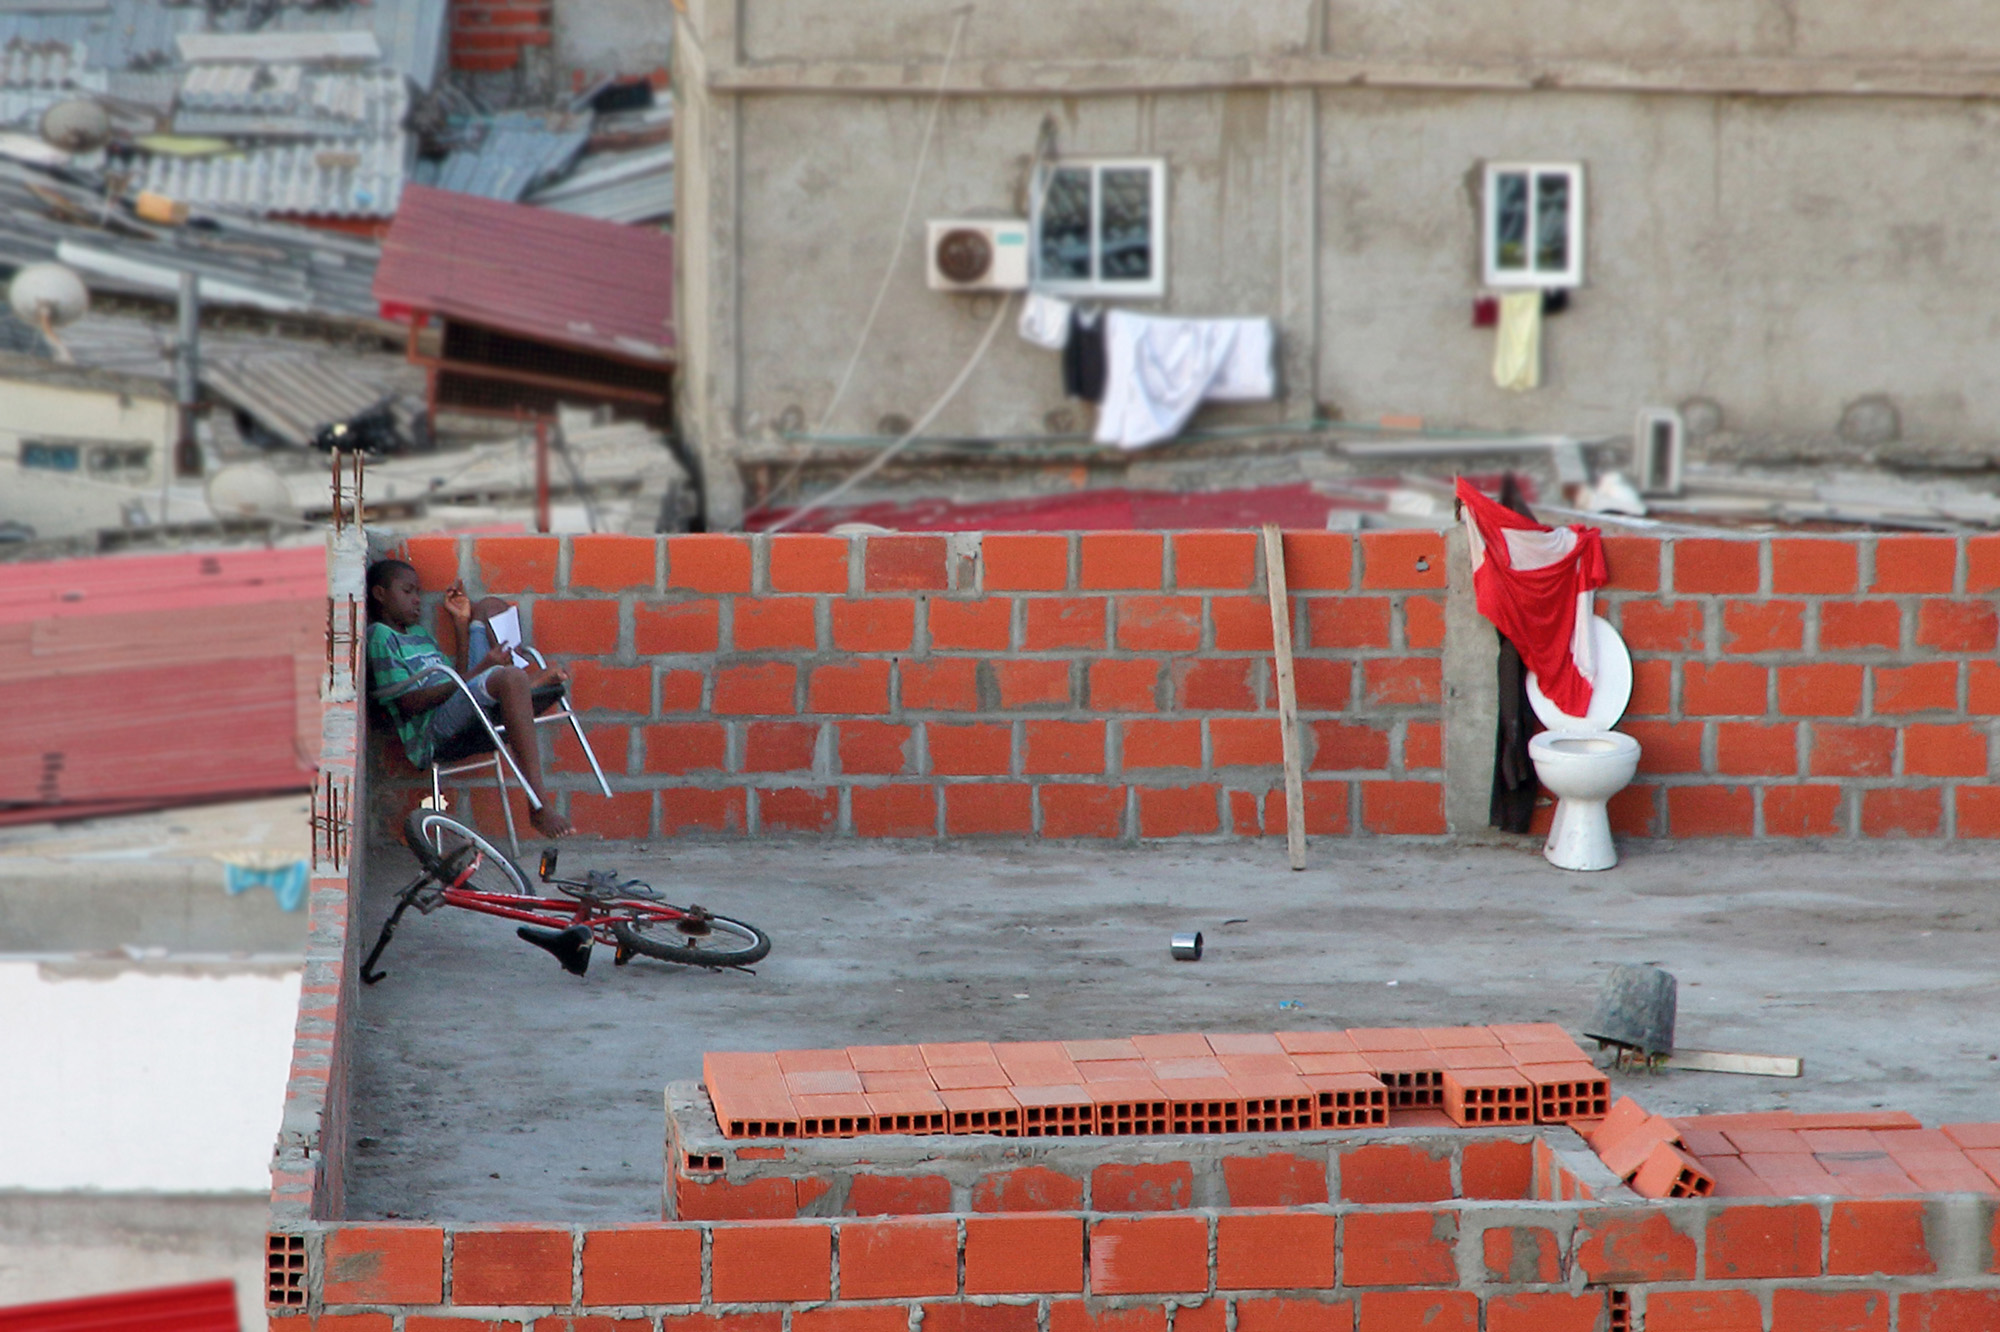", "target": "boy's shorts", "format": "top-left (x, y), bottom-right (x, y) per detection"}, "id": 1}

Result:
top-left (425, 620), bottom-right (564, 764)
top-left (426, 669), bottom-right (566, 764)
